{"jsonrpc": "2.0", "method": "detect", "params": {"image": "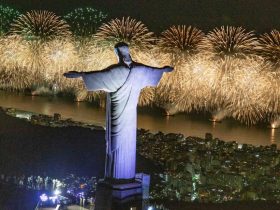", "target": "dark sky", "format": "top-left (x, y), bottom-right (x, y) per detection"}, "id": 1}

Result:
top-left (1, 0), bottom-right (280, 33)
